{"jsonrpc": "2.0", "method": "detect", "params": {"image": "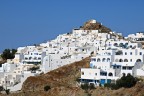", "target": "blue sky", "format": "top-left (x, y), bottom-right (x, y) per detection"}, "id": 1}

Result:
top-left (0, 0), bottom-right (144, 52)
